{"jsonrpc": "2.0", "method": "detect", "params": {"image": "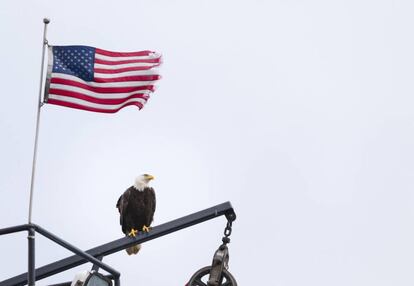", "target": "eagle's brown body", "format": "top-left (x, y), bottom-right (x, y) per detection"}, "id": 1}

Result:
top-left (116, 182), bottom-right (156, 255)
top-left (117, 186), bottom-right (156, 234)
